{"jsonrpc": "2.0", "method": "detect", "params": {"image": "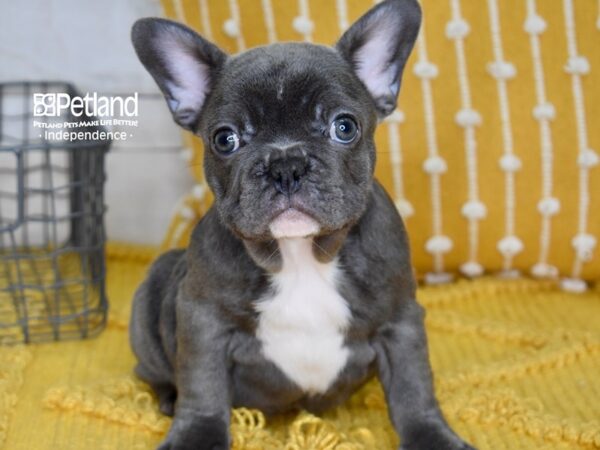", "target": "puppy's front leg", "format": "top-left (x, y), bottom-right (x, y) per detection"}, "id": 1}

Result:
top-left (373, 300), bottom-right (476, 450)
top-left (158, 295), bottom-right (231, 450)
